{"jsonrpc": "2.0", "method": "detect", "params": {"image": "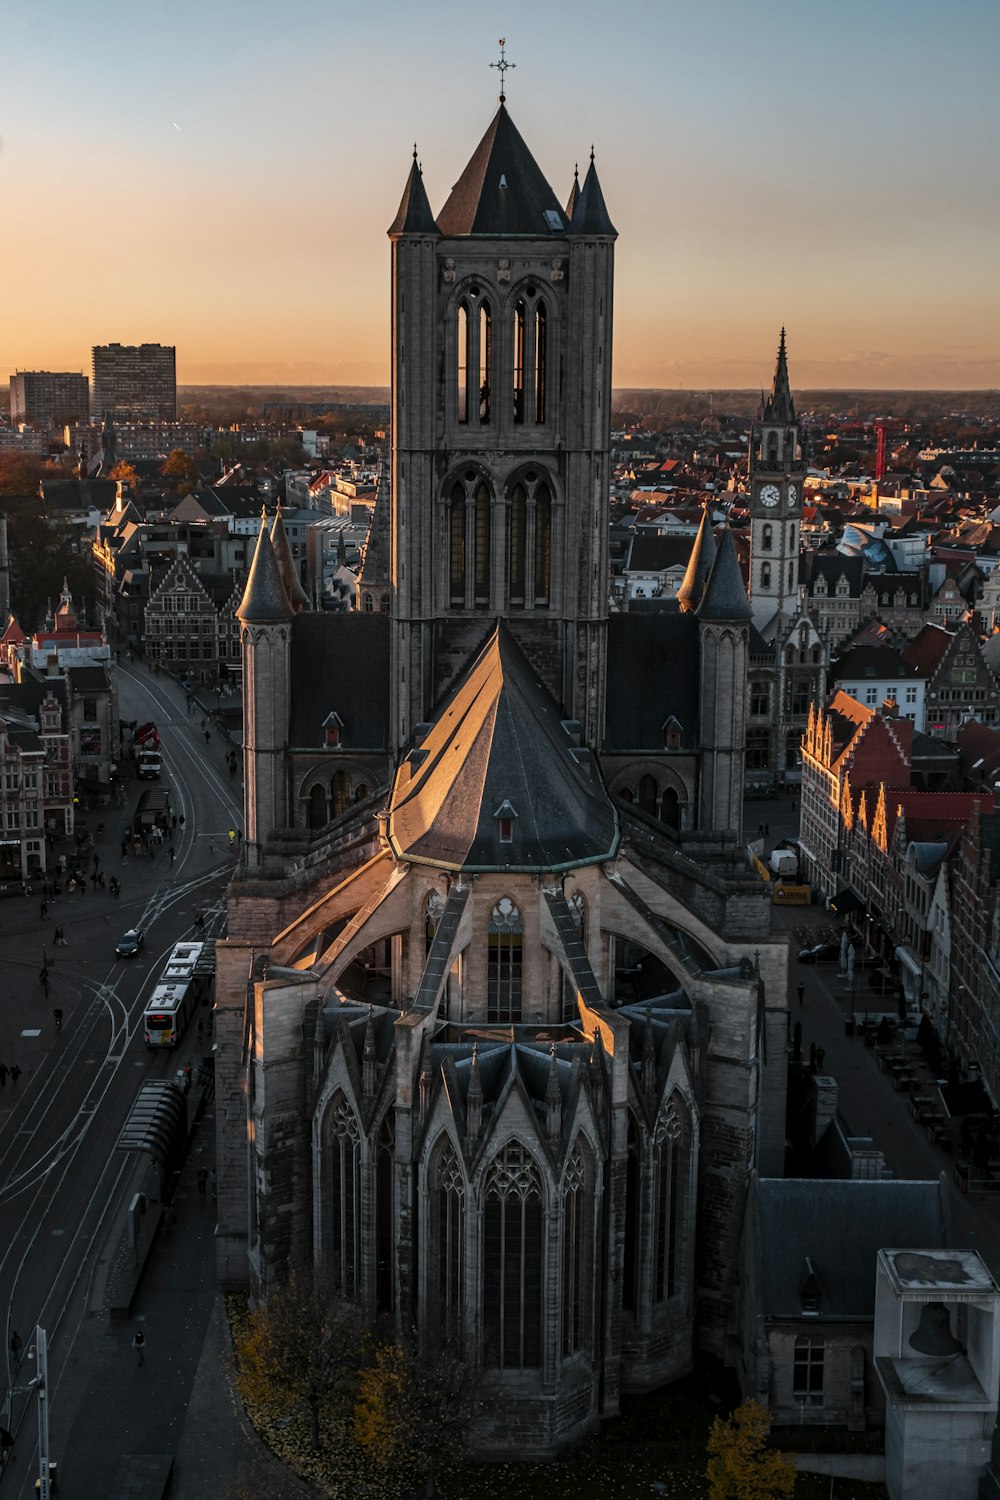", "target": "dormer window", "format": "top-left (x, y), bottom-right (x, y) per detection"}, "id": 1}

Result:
top-left (323, 711), bottom-right (344, 748)
top-left (494, 799), bottom-right (518, 844)
top-left (800, 1257), bottom-right (823, 1315)
top-left (661, 716), bottom-right (683, 751)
